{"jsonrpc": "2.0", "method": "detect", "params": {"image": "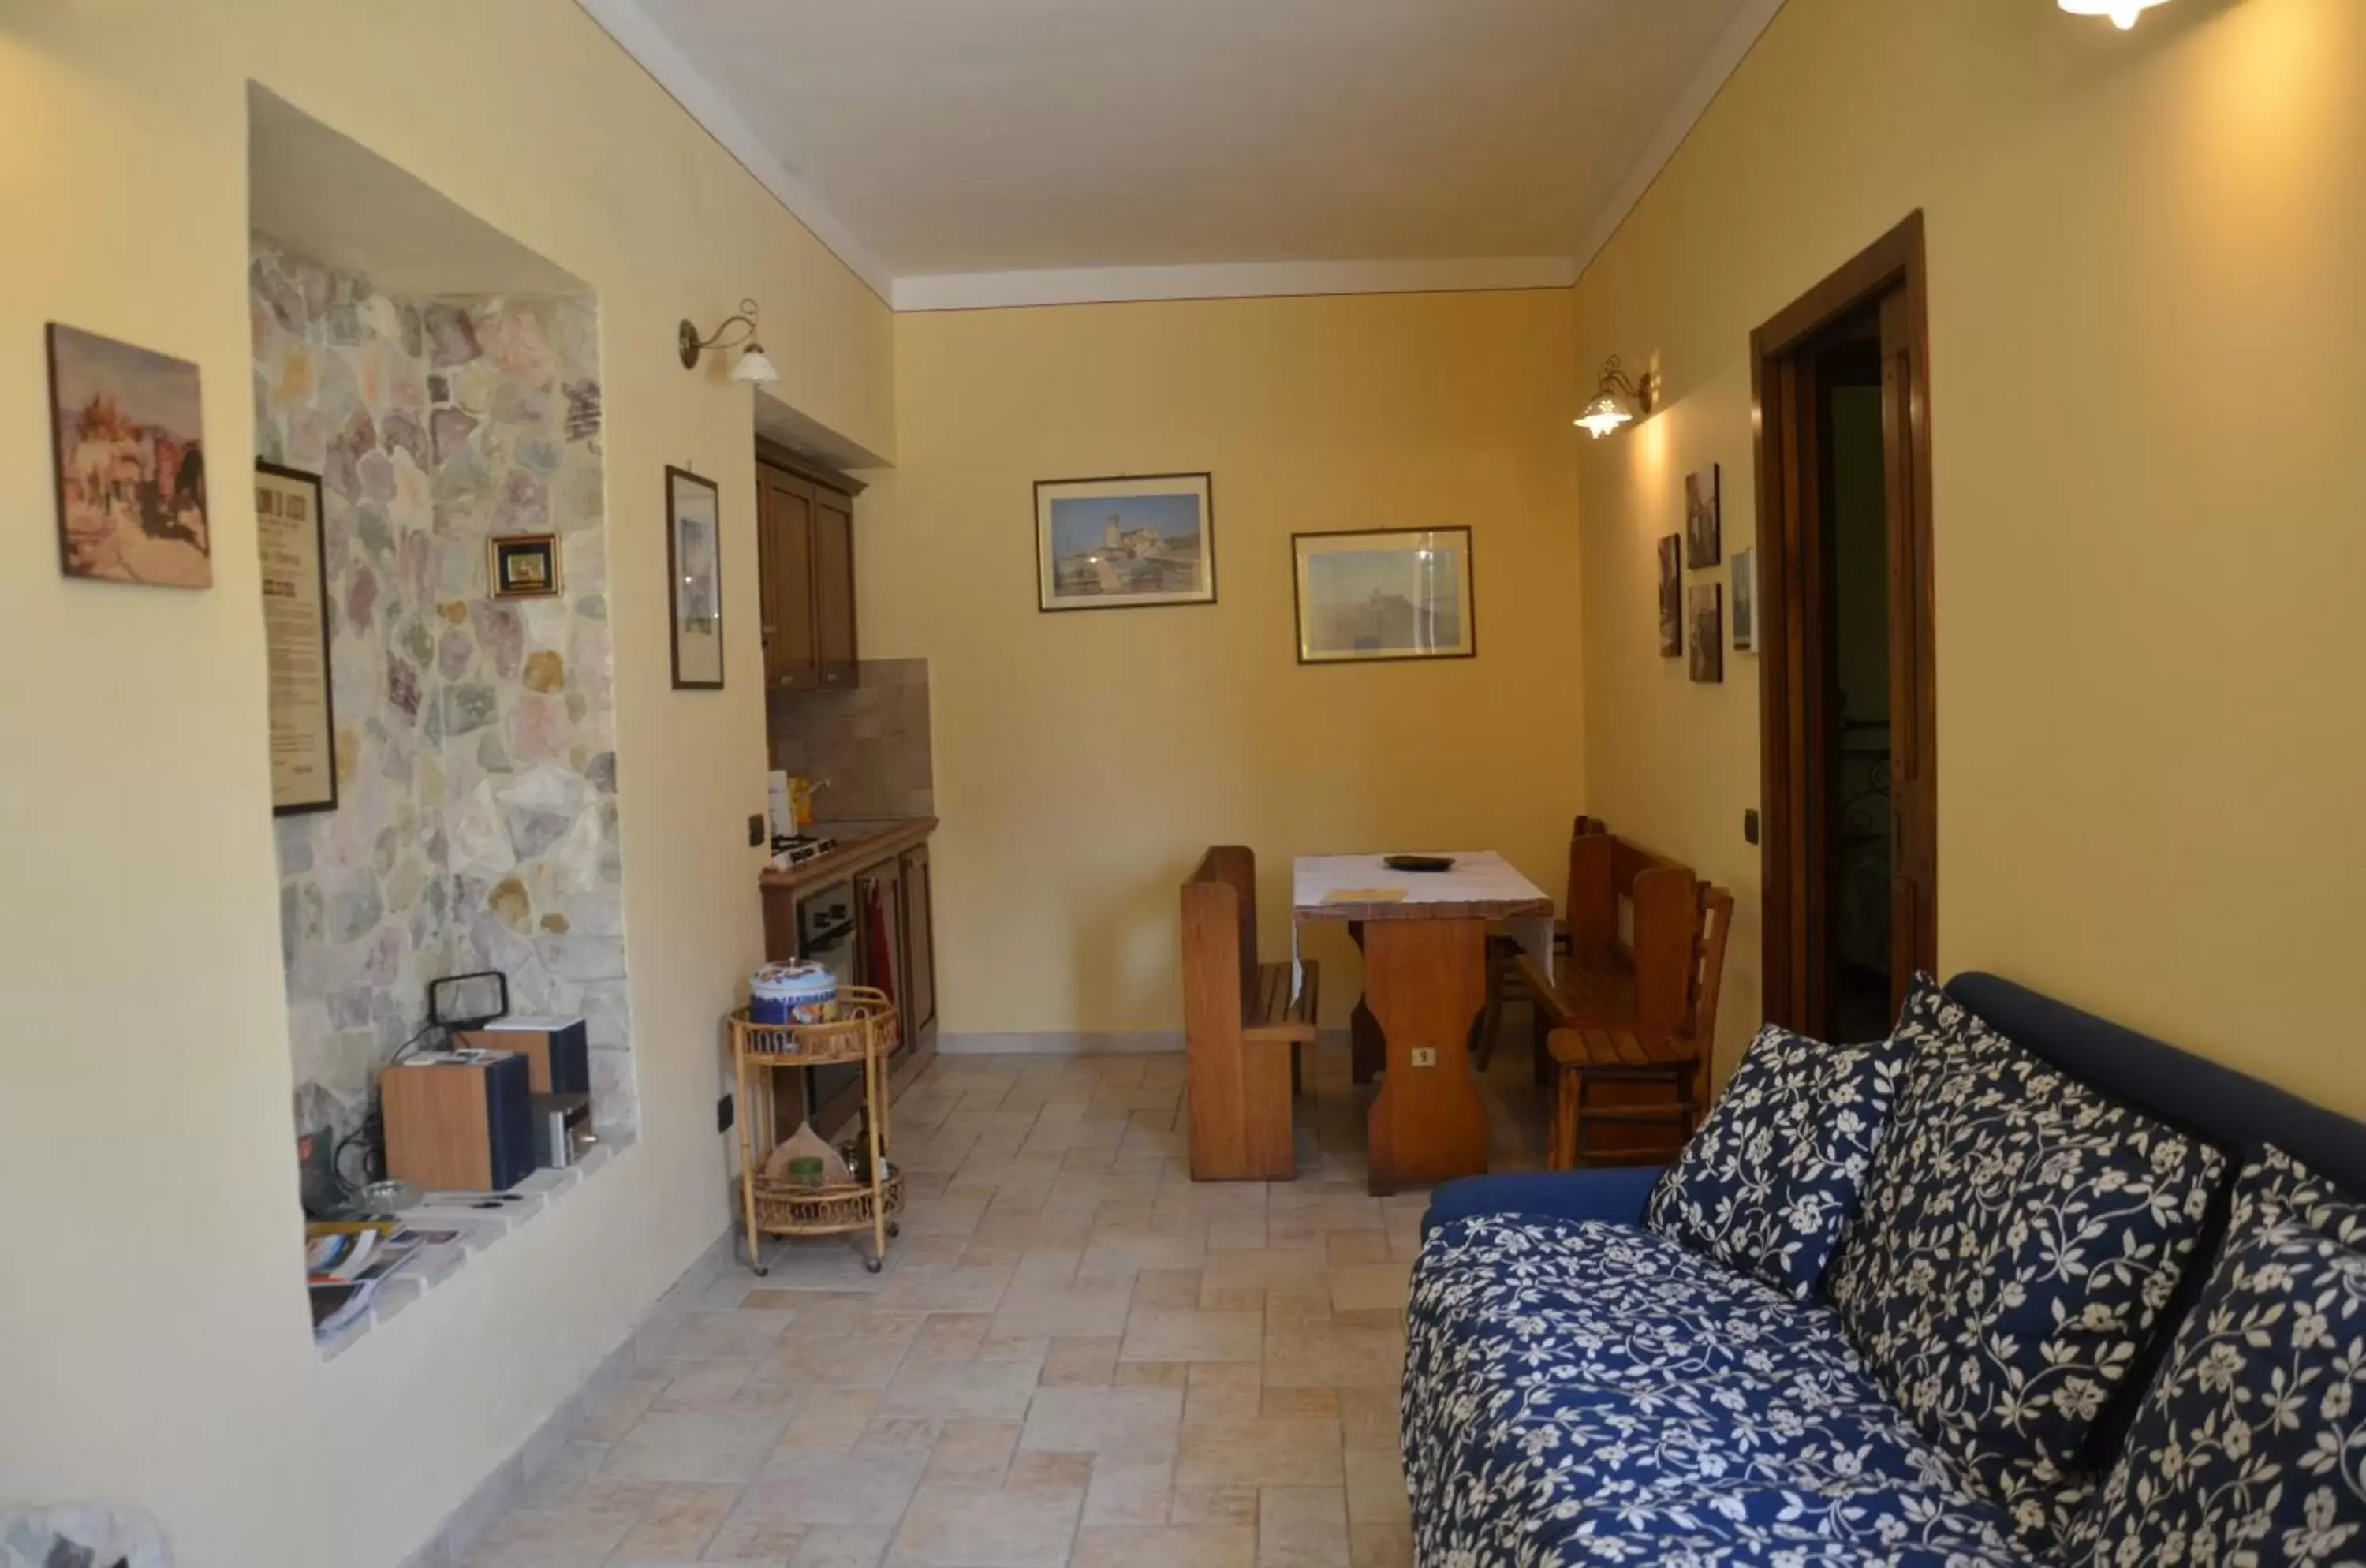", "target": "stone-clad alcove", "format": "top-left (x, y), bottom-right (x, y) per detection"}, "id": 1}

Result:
top-left (251, 234), bottom-right (633, 1159)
